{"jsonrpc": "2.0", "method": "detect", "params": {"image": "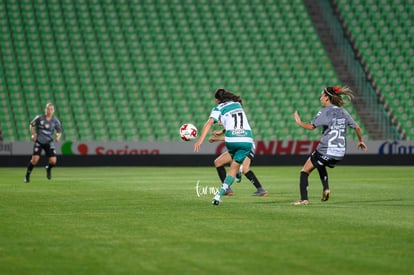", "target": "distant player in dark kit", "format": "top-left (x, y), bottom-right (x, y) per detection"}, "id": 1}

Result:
top-left (24, 103), bottom-right (62, 183)
top-left (292, 86), bottom-right (367, 205)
